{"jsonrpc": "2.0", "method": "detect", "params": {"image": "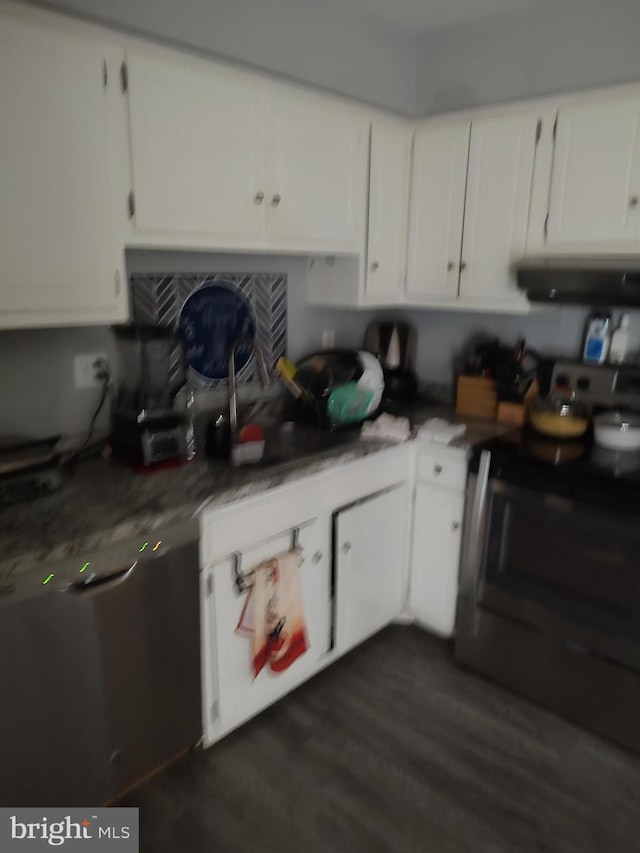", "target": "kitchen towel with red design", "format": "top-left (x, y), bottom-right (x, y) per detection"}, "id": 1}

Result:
top-left (236, 547), bottom-right (309, 678)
